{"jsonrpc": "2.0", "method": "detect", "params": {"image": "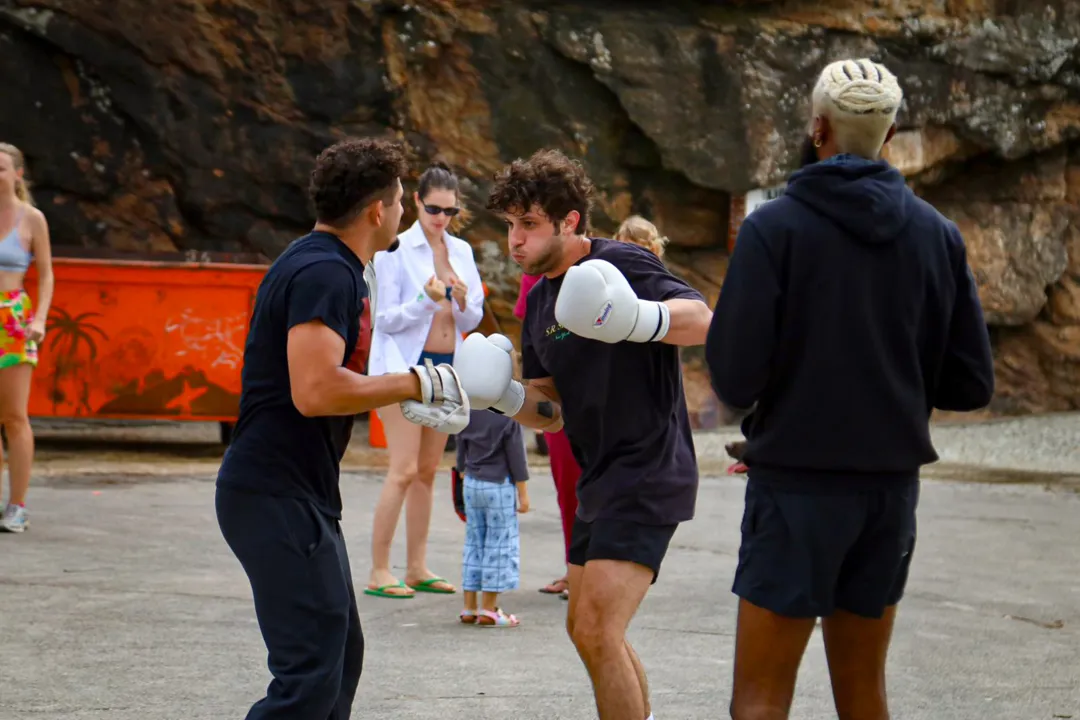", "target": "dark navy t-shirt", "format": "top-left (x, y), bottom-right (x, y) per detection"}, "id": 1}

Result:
top-left (216, 231), bottom-right (367, 519)
top-left (521, 238), bottom-right (704, 525)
